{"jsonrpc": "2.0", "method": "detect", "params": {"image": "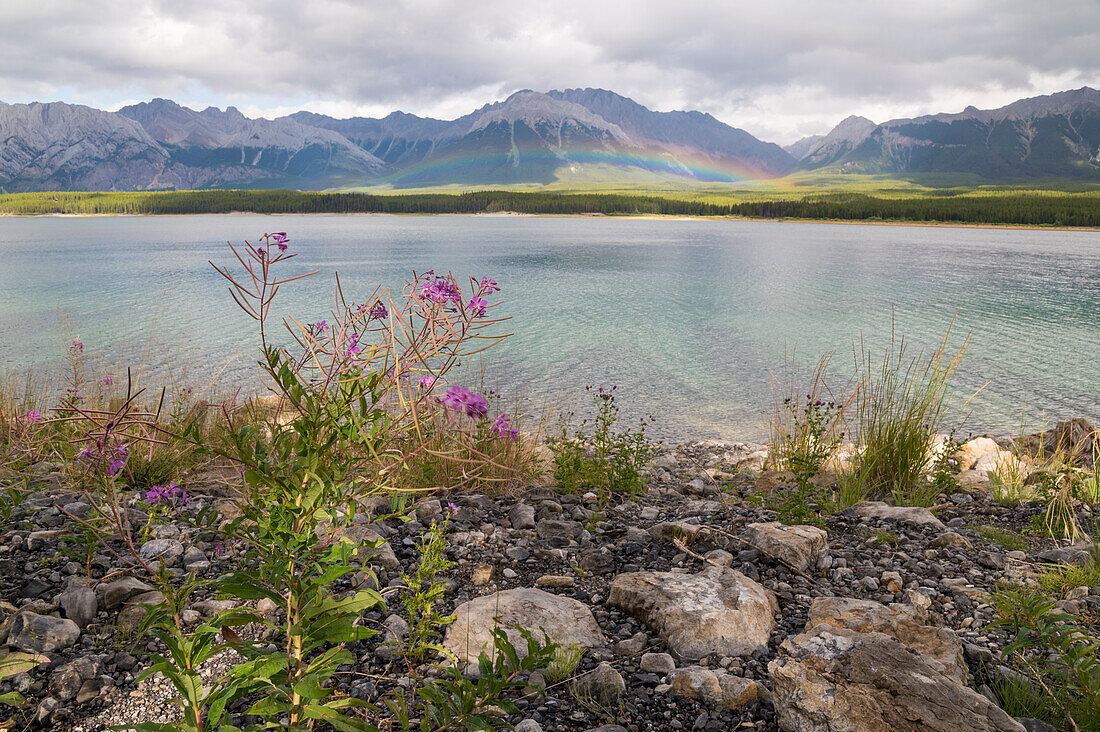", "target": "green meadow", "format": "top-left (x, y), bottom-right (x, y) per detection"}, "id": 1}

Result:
top-left (2, 174), bottom-right (1099, 226)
